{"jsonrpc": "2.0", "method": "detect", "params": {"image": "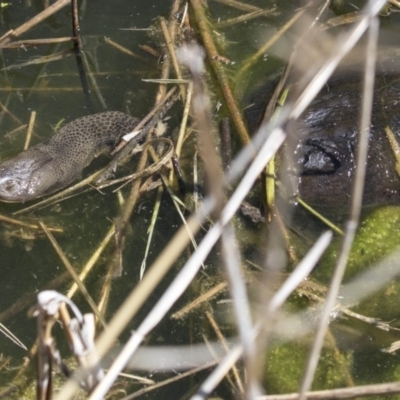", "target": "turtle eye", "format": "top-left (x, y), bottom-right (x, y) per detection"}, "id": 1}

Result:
top-left (4, 179), bottom-right (18, 193)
